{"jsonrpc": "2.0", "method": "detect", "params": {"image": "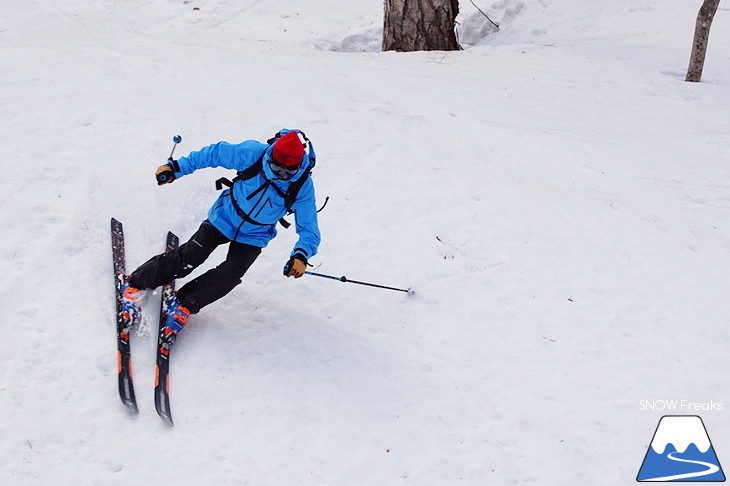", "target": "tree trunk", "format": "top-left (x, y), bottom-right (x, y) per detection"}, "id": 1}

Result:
top-left (686, 0), bottom-right (720, 82)
top-left (382, 0), bottom-right (460, 52)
